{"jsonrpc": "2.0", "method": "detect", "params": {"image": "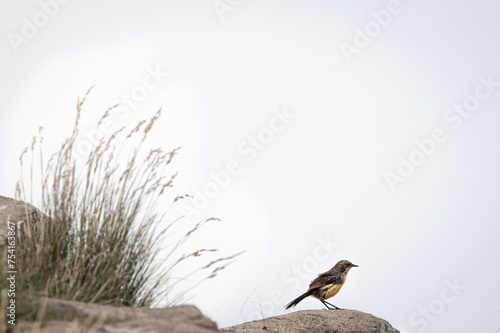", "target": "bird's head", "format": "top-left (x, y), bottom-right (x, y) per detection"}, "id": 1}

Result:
top-left (336, 260), bottom-right (359, 273)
